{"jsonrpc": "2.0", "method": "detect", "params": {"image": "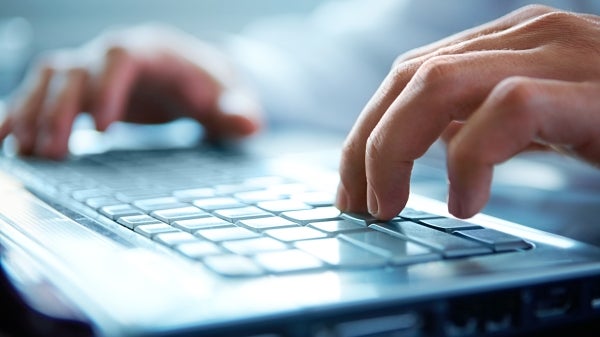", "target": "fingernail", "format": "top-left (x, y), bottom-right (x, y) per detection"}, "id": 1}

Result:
top-left (335, 183), bottom-right (348, 211)
top-left (367, 184), bottom-right (379, 216)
